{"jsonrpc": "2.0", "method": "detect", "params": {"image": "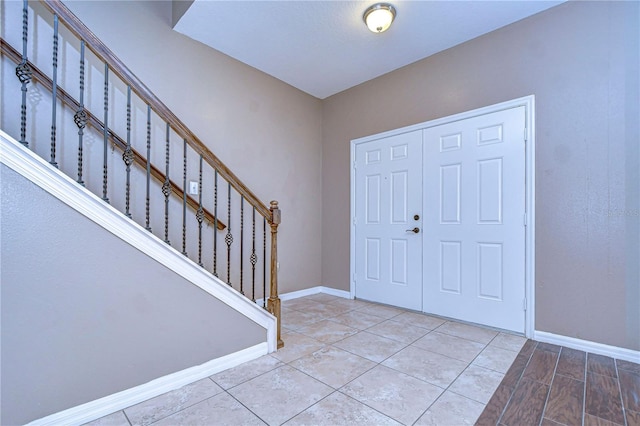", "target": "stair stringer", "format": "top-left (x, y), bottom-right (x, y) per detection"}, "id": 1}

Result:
top-left (0, 129), bottom-right (277, 353)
